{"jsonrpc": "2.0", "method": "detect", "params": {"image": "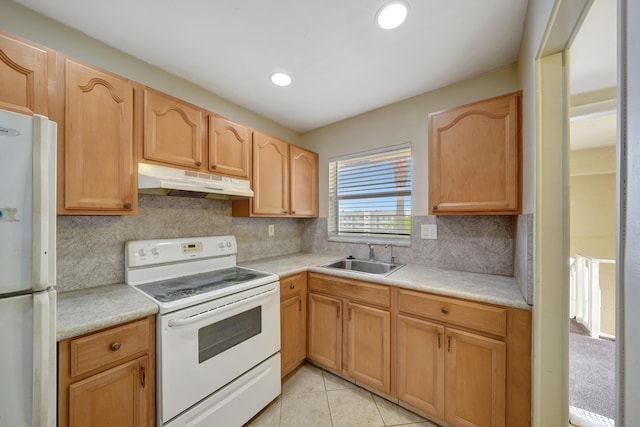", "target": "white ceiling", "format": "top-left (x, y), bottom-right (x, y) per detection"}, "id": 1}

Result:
top-left (12, 0), bottom-right (529, 133)
top-left (569, 0), bottom-right (617, 151)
